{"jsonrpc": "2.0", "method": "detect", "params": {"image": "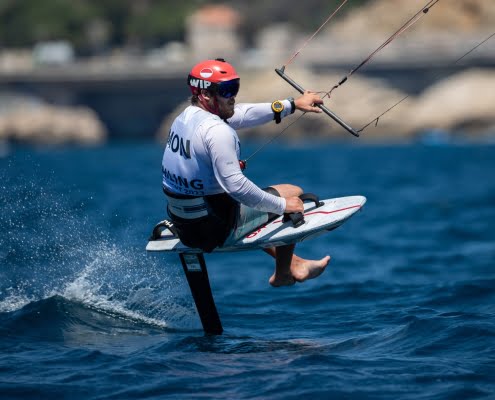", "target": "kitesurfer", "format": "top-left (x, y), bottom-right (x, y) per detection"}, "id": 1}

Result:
top-left (161, 58), bottom-right (330, 286)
